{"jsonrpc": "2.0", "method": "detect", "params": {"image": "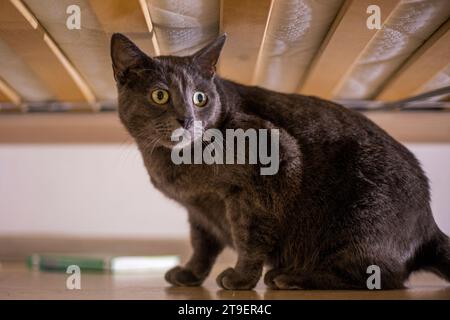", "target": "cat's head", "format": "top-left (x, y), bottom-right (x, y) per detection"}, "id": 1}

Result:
top-left (110, 33), bottom-right (226, 148)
